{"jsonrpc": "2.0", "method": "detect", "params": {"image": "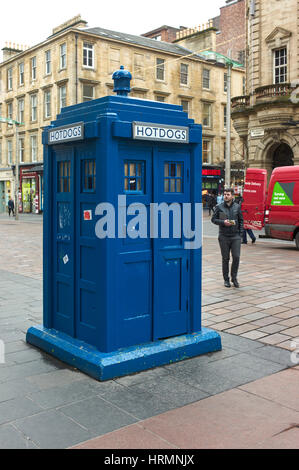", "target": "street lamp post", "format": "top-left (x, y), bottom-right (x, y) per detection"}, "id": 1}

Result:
top-left (225, 51), bottom-right (232, 188)
top-left (0, 117), bottom-right (23, 220)
top-left (200, 50), bottom-right (243, 189)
